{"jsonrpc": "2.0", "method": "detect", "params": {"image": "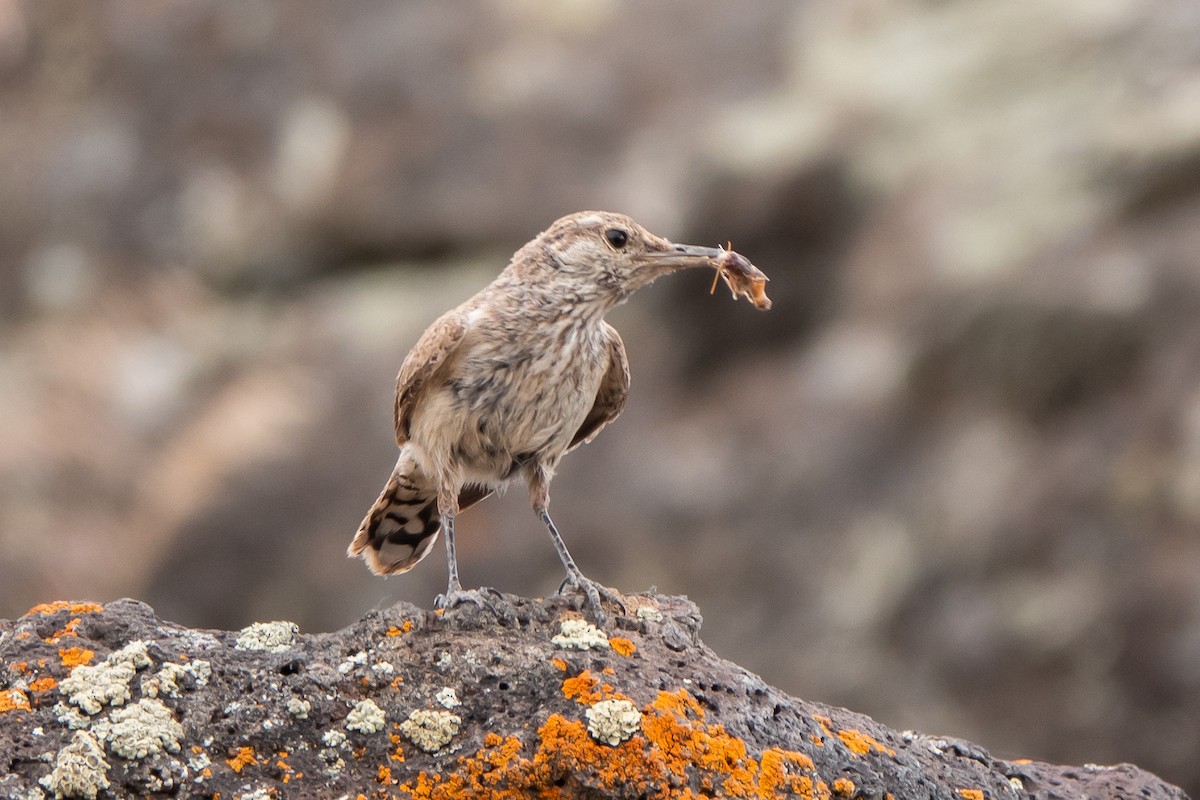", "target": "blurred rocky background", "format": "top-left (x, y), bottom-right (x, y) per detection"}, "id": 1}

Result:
top-left (1, 0), bottom-right (1198, 794)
